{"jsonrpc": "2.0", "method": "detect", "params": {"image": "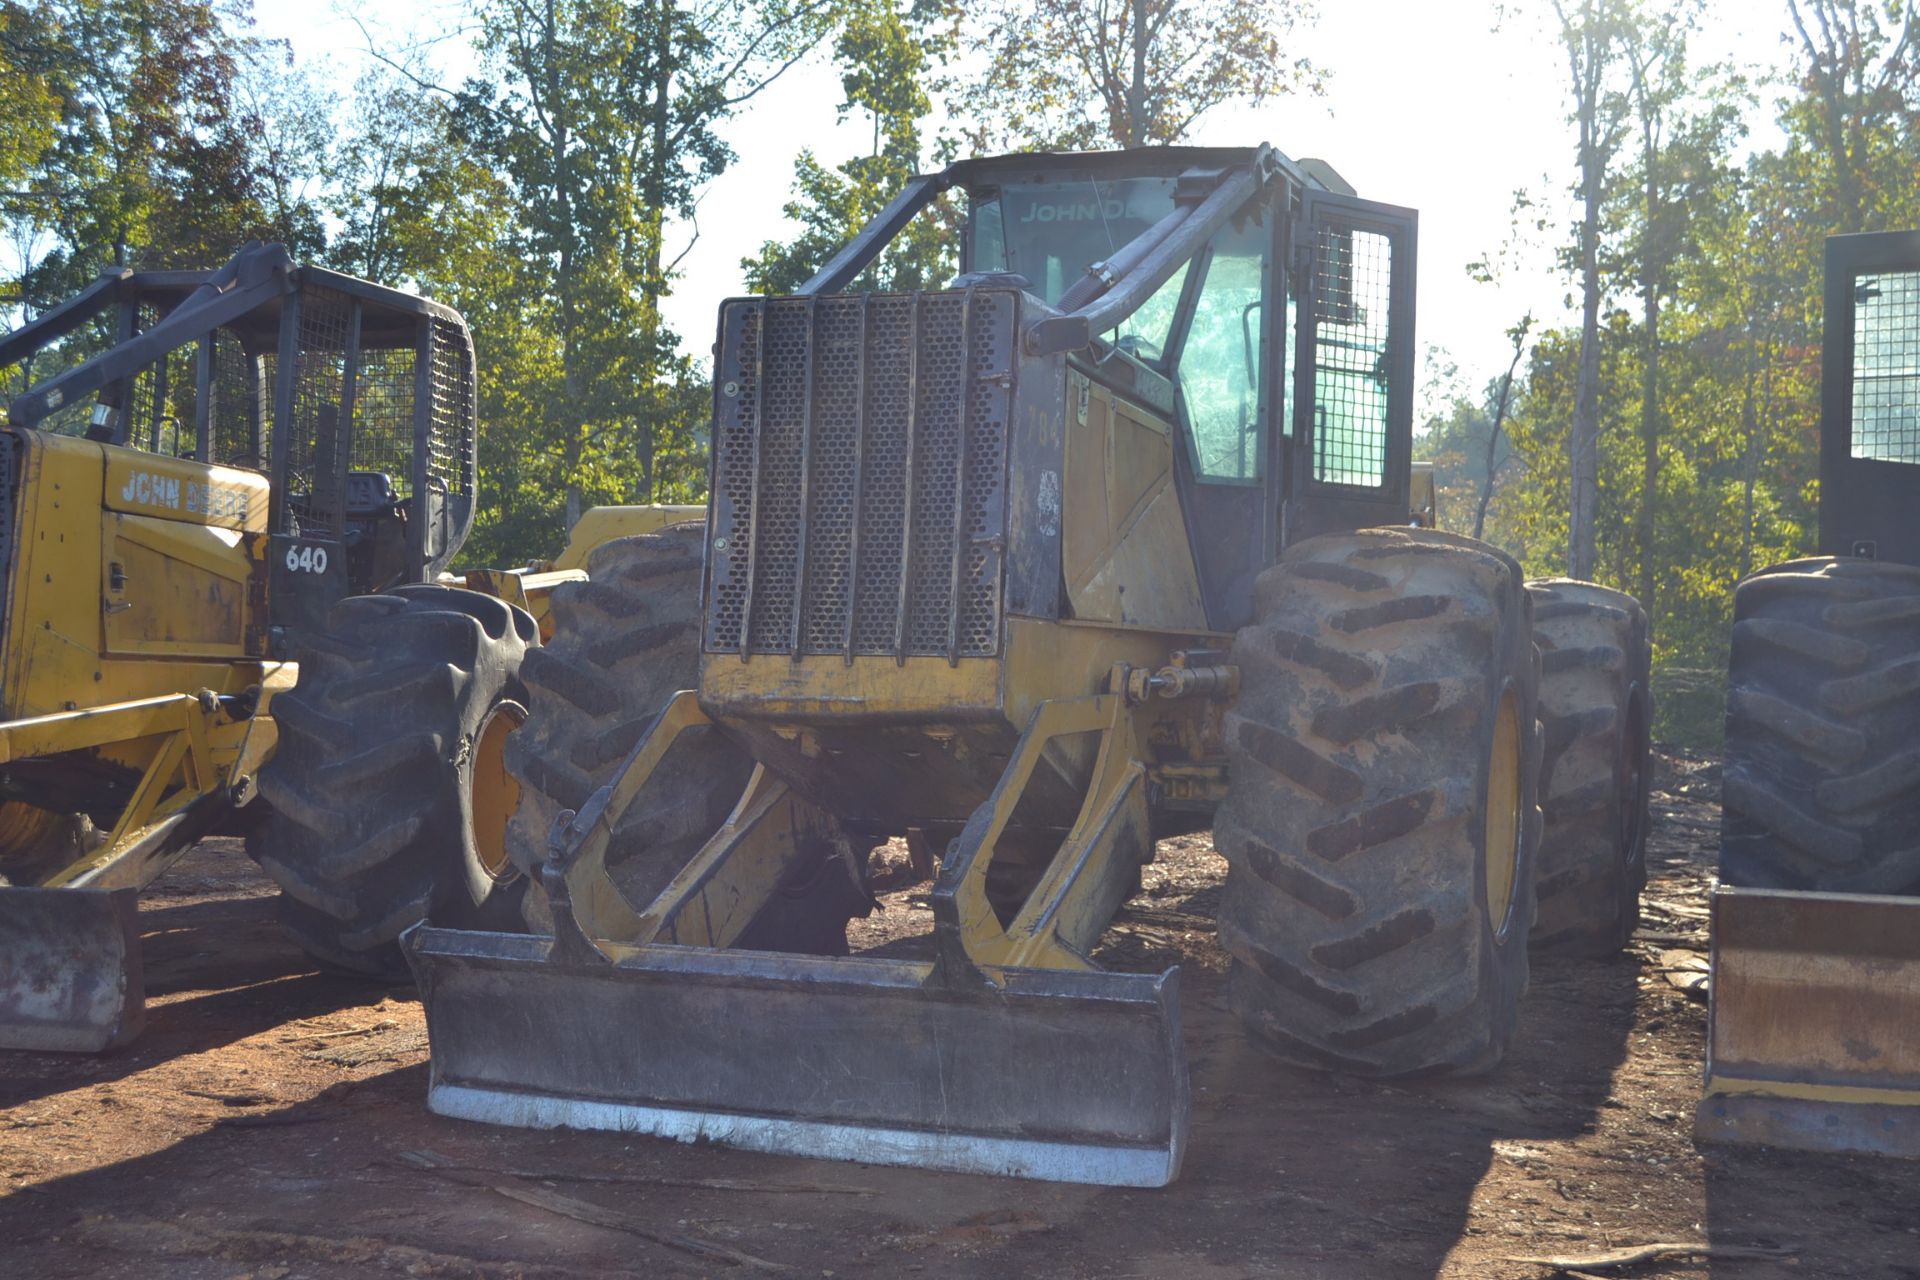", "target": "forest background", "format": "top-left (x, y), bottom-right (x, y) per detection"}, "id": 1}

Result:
top-left (0, 0), bottom-right (1915, 743)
